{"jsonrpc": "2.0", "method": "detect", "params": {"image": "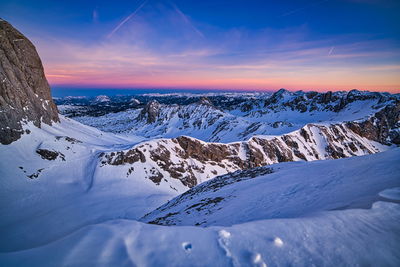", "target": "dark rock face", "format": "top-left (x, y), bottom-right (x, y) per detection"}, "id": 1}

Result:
top-left (138, 100), bottom-right (160, 123)
top-left (197, 97), bottom-right (213, 106)
top-left (346, 102), bottom-right (400, 145)
top-left (100, 148), bottom-right (146, 166)
top-left (0, 19), bottom-right (59, 144)
top-left (36, 149), bottom-right (65, 161)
